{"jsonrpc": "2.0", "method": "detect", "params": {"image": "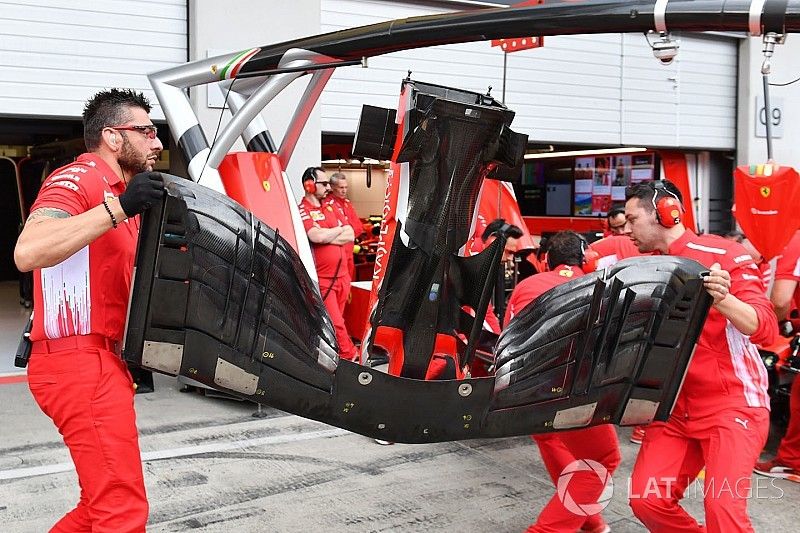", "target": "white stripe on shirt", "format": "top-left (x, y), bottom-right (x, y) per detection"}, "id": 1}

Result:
top-left (724, 322), bottom-right (769, 408)
top-left (687, 242), bottom-right (726, 255)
